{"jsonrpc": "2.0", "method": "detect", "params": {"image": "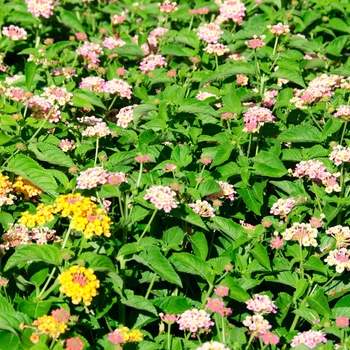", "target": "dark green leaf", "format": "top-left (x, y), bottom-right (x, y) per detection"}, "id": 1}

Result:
top-left (271, 67), bottom-right (306, 88)
top-left (59, 9), bottom-right (85, 33)
top-left (25, 61), bottom-right (36, 91)
top-left (277, 124), bottom-right (323, 143)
